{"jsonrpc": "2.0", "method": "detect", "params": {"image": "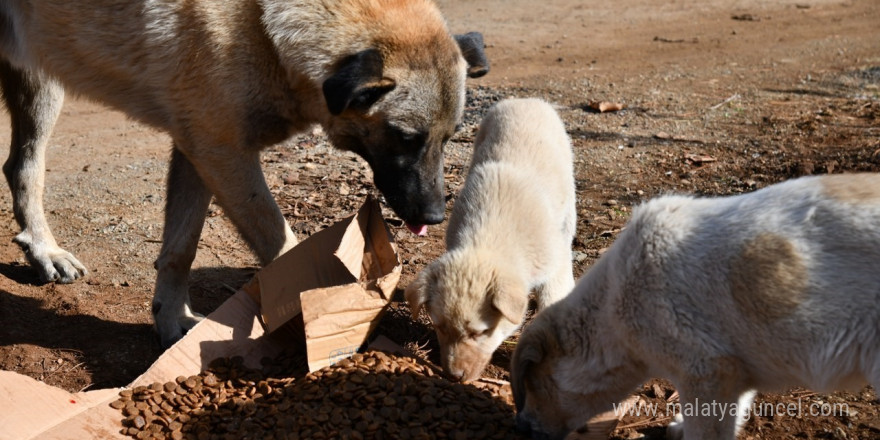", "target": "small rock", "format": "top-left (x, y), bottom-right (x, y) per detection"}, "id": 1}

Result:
top-left (283, 173), bottom-right (299, 185)
top-left (605, 199), bottom-right (619, 206)
top-left (655, 132), bottom-right (672, 140)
